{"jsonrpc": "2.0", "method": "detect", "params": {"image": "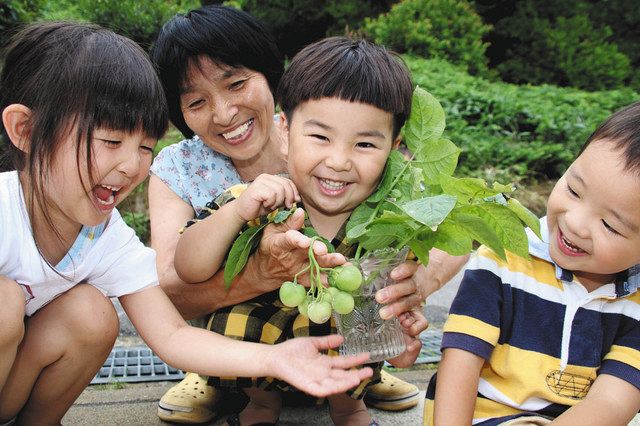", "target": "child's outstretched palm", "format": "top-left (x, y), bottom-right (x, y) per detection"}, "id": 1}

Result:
top-left (269, 334), bottom-right (373, 397)
top-left (234, 174), bottom-right (299, 222)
